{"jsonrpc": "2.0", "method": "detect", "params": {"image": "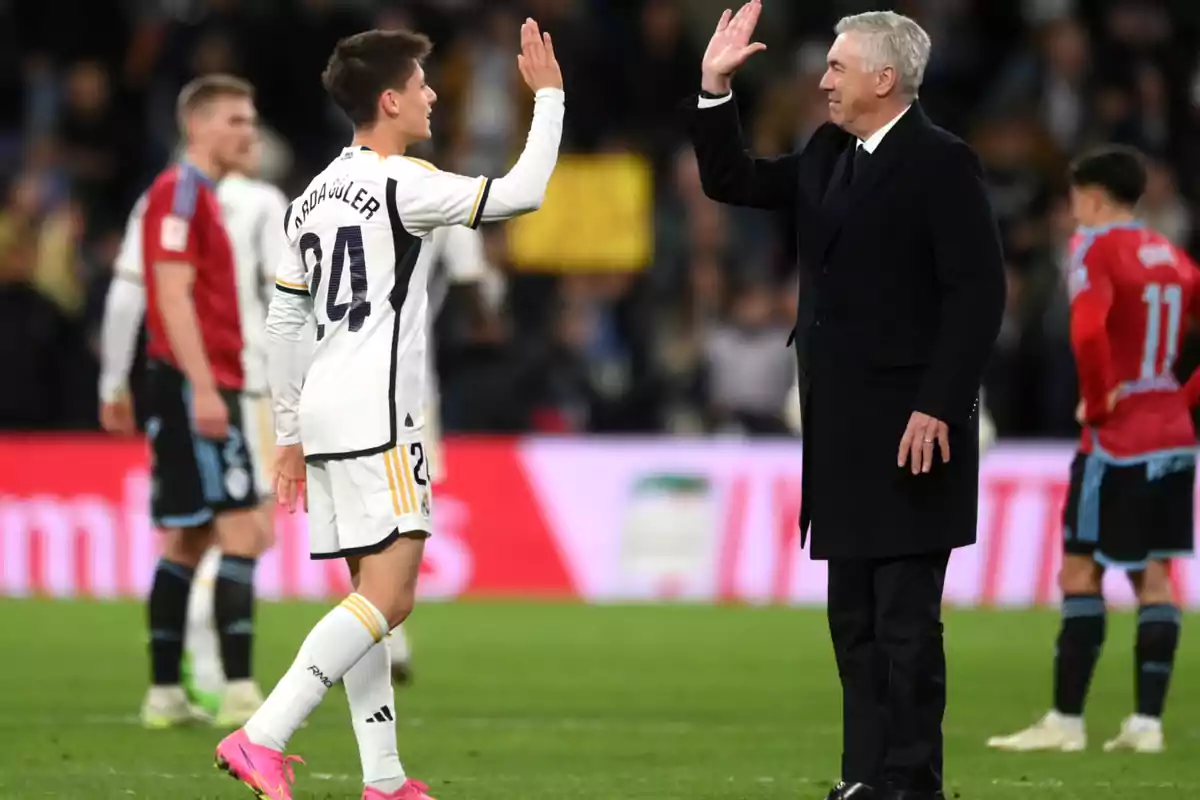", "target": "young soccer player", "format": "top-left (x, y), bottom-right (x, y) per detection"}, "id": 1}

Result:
top-left (109, 75), bottom-right (272, 728)
top-left (214, 21), bottom-right (564, 800)
top-left (988, 146), bottom-right (1200, 754)
top-left (100, 134), bottom-right (289, 722)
